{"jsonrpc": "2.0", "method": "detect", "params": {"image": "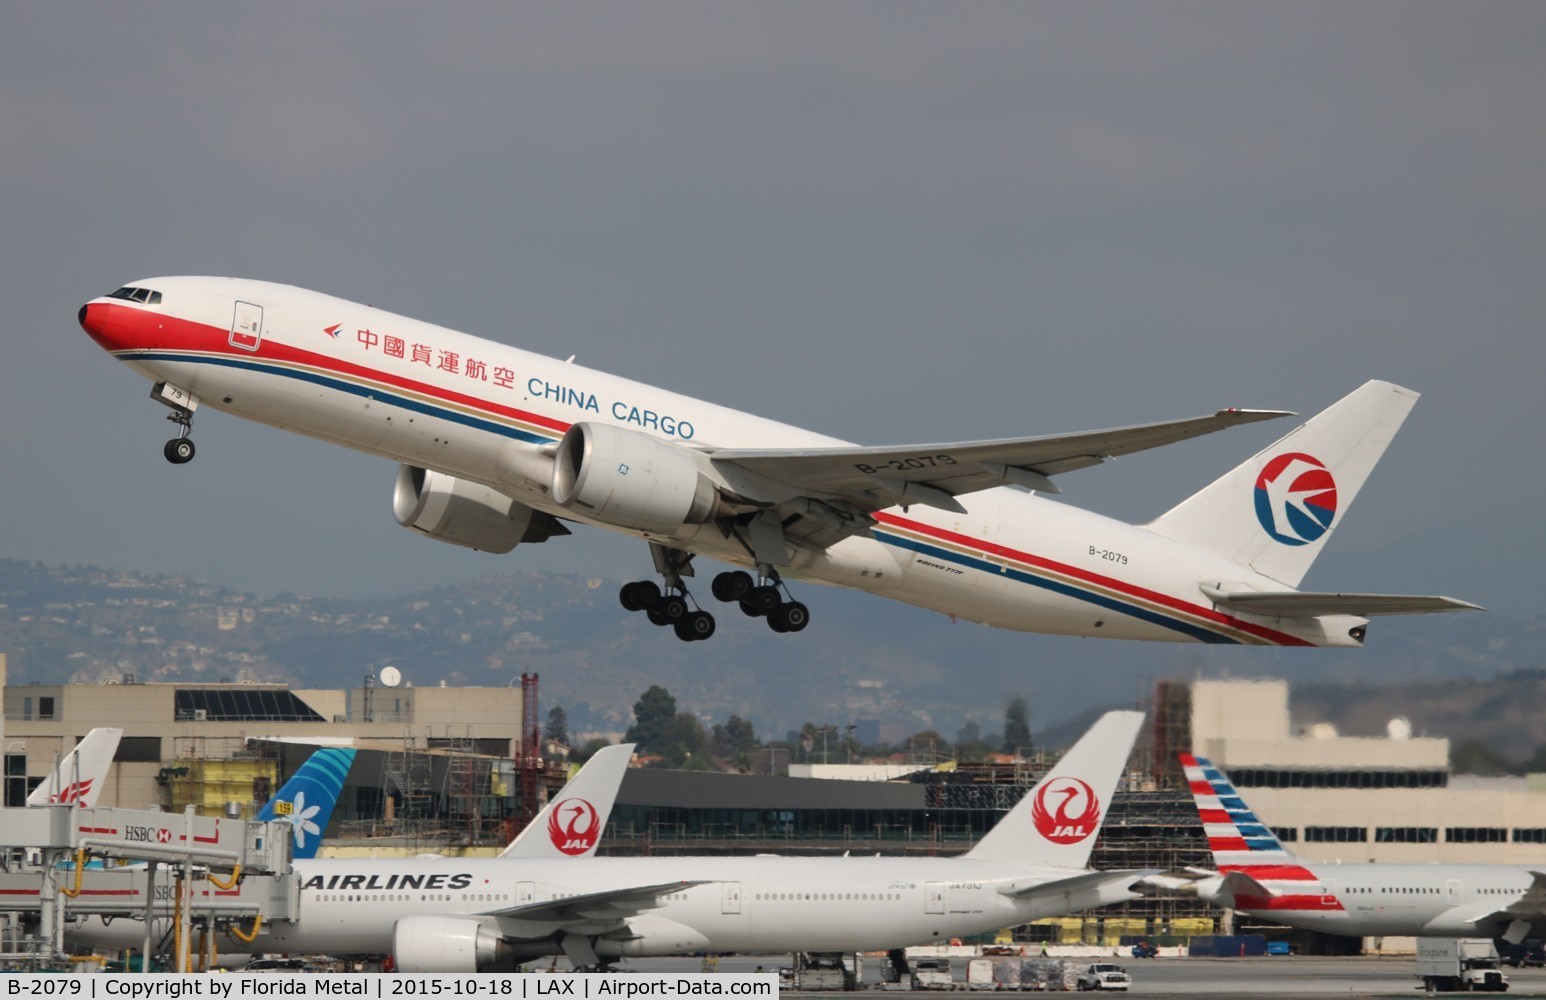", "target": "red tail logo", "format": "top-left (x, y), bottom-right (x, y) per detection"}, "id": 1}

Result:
top-left (1031, 777), bottom-right (1102, 845)
top-left (50, 778), bottom-right (92, 805)
top-left (546, 797), bottom-right (600, 856)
